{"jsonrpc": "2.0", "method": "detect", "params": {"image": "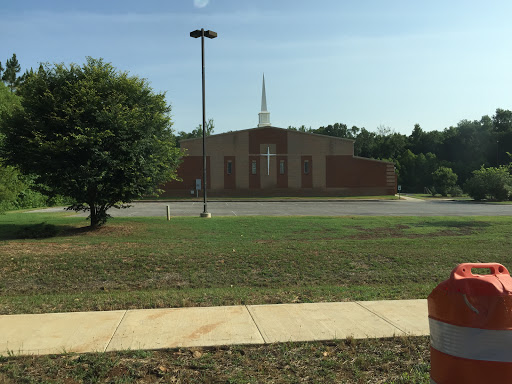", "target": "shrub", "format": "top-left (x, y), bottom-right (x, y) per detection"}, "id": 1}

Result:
top-left (464, 166), bottom-right (512, 201)
top-left (0, 164), bottom-right (27, 213)
top-left (448, 185), bottom-right (463, 197)
top-left (432, 167), bottom-right (458, 197)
